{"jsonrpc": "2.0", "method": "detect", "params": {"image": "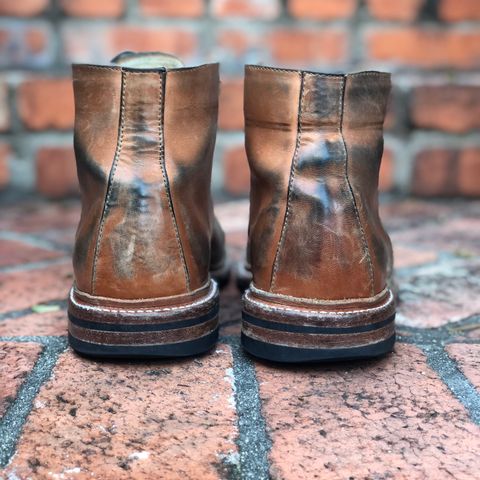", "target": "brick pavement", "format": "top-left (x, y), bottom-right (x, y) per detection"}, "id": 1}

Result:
top-left (0, 197), bottom-right (480, 479)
